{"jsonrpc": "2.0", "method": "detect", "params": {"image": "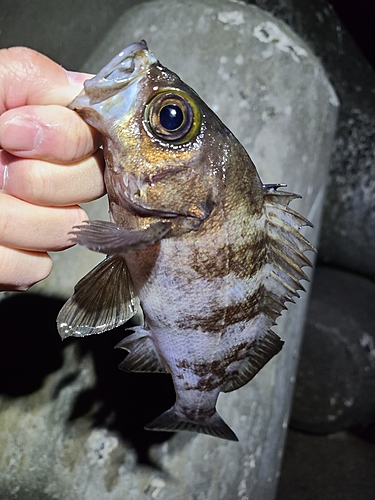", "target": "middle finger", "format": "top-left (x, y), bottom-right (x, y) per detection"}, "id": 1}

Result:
top-left (0, 104), bottom-right (100, 163)
top-left (1, 149), bottom-right (105, 206)
top-left (0, 192), bottom-right (87, 252)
